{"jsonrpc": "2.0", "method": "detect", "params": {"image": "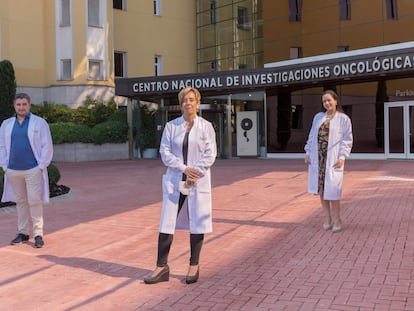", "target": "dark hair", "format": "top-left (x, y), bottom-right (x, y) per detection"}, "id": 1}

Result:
top-left (14, 93), bottom-right (31, 103)
top-left (321, 90), bottom-right (343, 112)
